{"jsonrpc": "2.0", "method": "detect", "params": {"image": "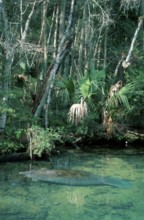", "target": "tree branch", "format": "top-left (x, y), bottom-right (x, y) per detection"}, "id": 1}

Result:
top-left (21, 0), bottom-right (37, 41)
